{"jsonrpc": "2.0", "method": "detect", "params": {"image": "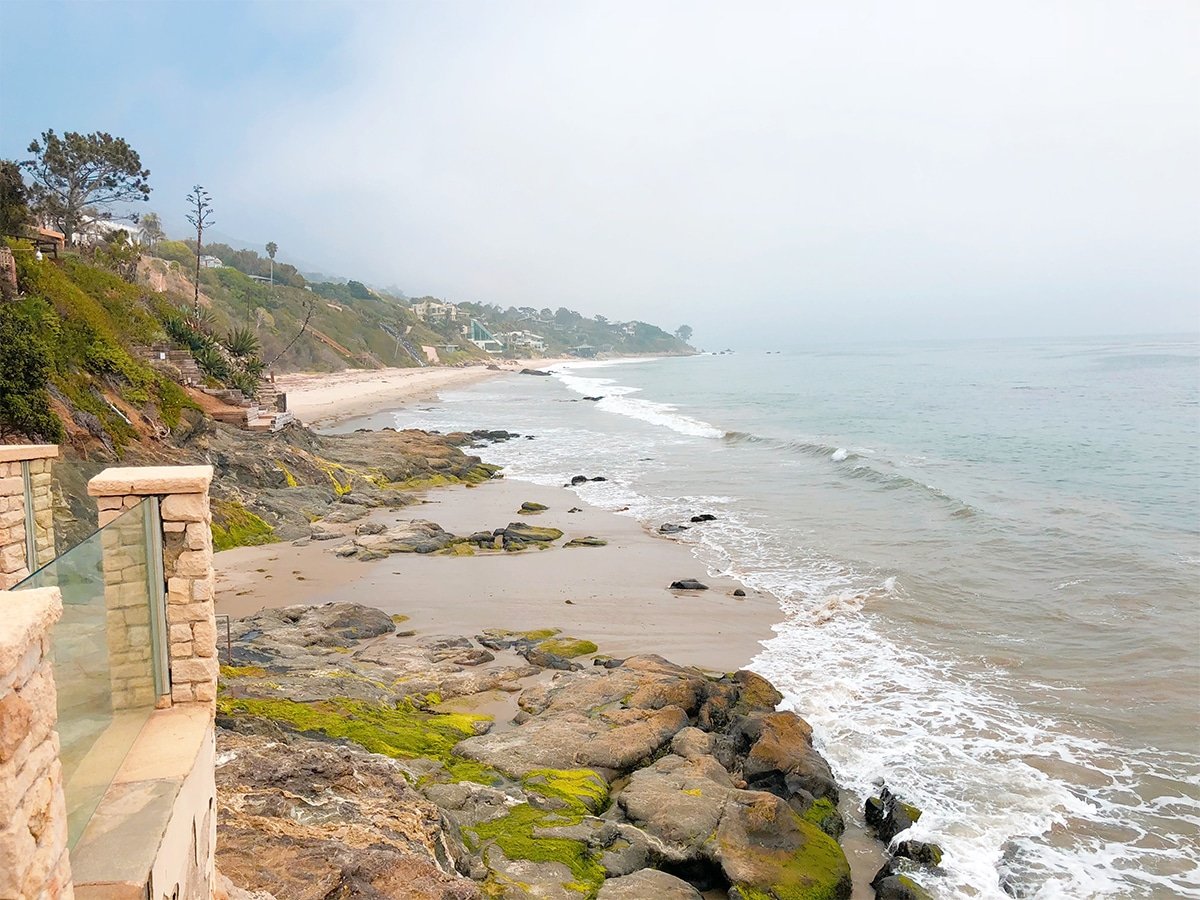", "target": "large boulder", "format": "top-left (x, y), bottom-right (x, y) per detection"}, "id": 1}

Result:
top-left (865, 786), bottom-right (922, 843)
top-left (736, 711), bottom-right (840, 803)
top-left (353, 520), bottom-right (457, 555)
top-left (717, 792), bottom-right (852, 900)
top-left (617, 755), bottom-right (736, 862)
top-left (455, 706), bottom-right (687, 779)
top-left (597, 870), bottom-right (703, 899)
